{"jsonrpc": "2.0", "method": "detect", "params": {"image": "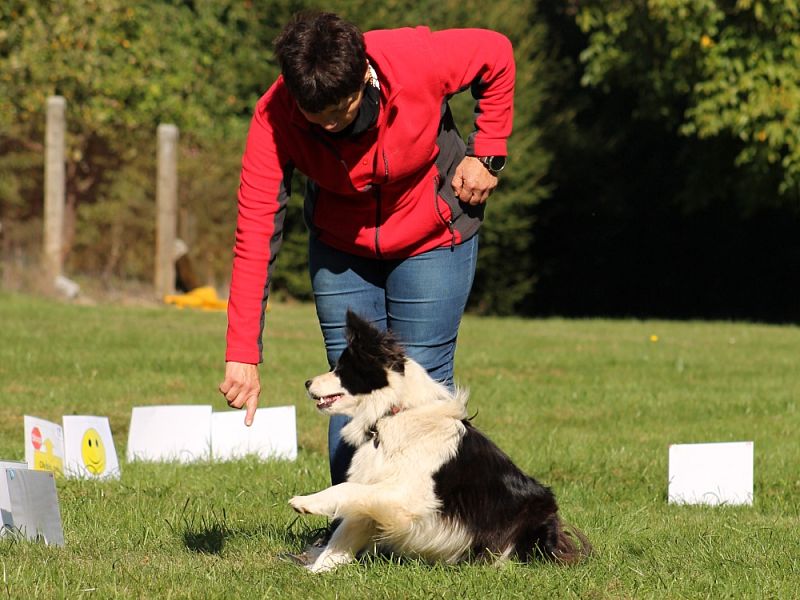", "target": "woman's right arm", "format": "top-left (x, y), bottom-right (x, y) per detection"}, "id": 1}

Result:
top-left (222, 87), bottom-right (295, 423)
top-left (226, 88), bottom-right (295, 366)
